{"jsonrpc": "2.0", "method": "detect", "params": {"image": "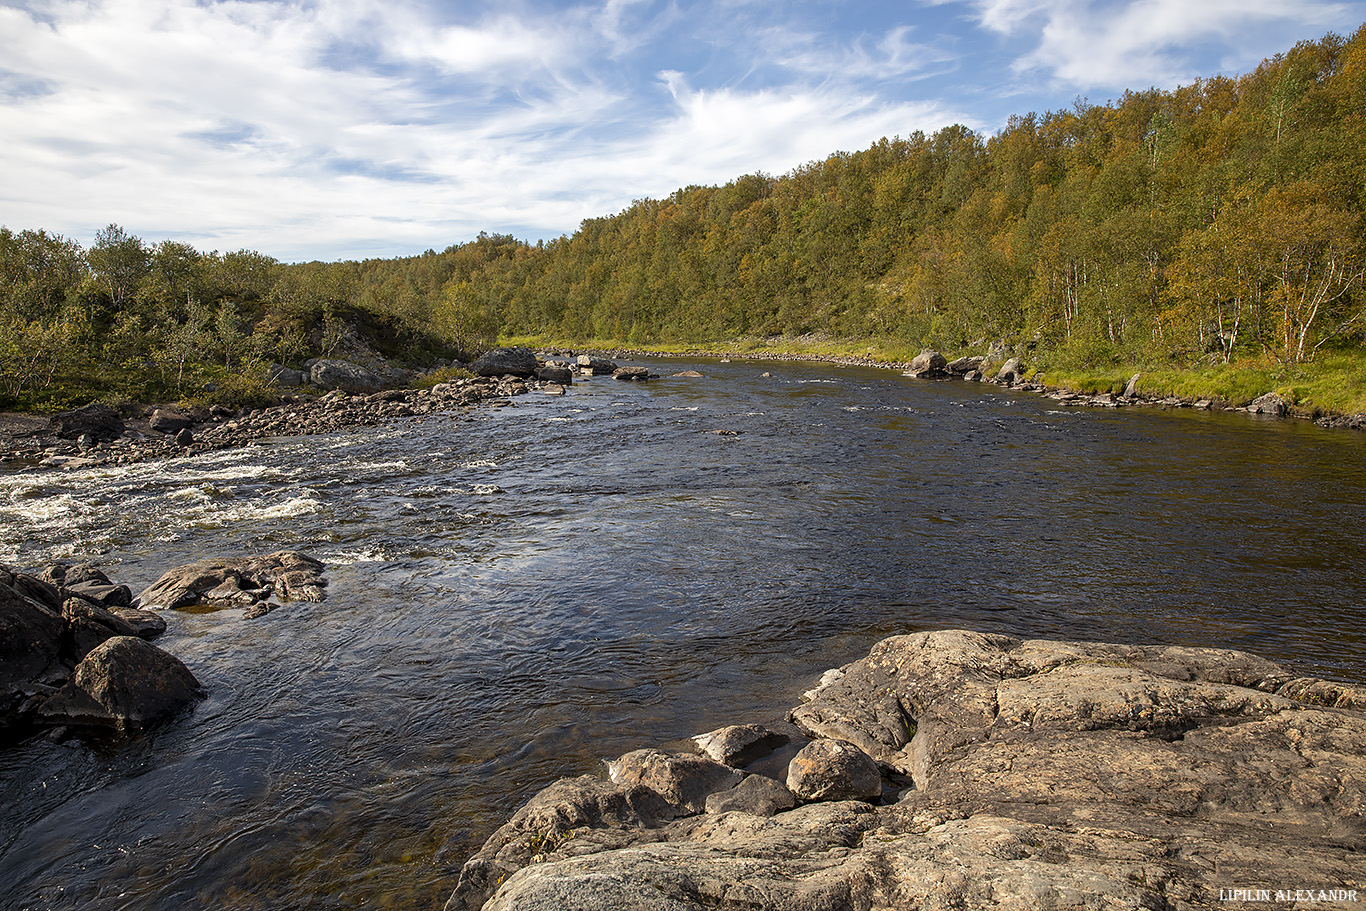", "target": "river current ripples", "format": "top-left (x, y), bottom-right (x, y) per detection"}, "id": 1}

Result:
top-left (1, 357), bottom-right (1364, 909)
